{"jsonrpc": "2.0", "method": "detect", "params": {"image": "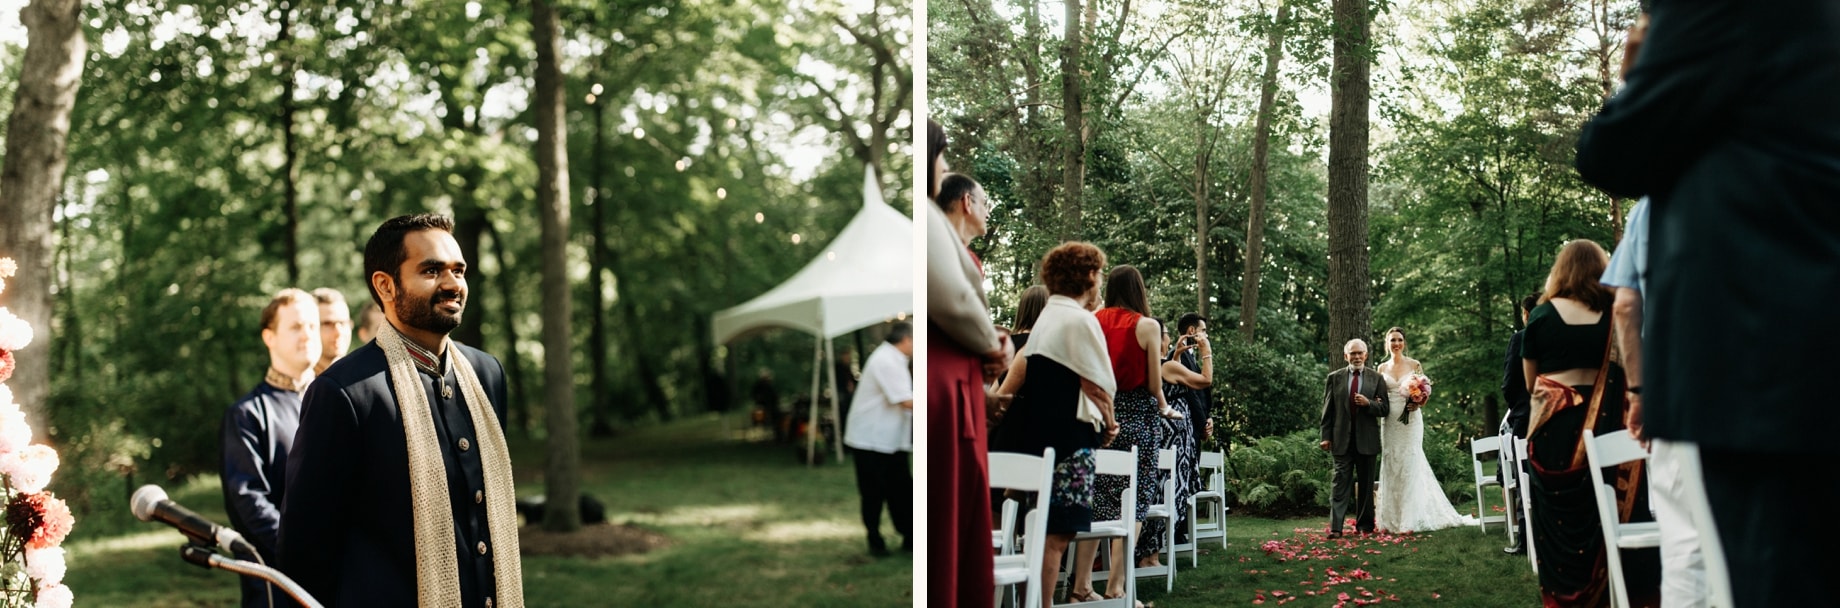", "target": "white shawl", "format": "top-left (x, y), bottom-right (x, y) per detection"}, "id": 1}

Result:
top-left (1021, 295), bottom-right (1115, 430)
